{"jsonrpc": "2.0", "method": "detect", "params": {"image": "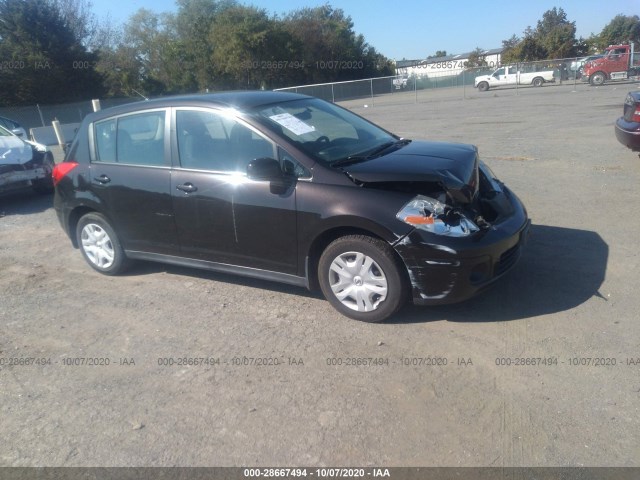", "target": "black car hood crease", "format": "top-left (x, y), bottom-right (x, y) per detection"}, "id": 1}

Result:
top-left (341, 141), bottom-right (479, 204)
